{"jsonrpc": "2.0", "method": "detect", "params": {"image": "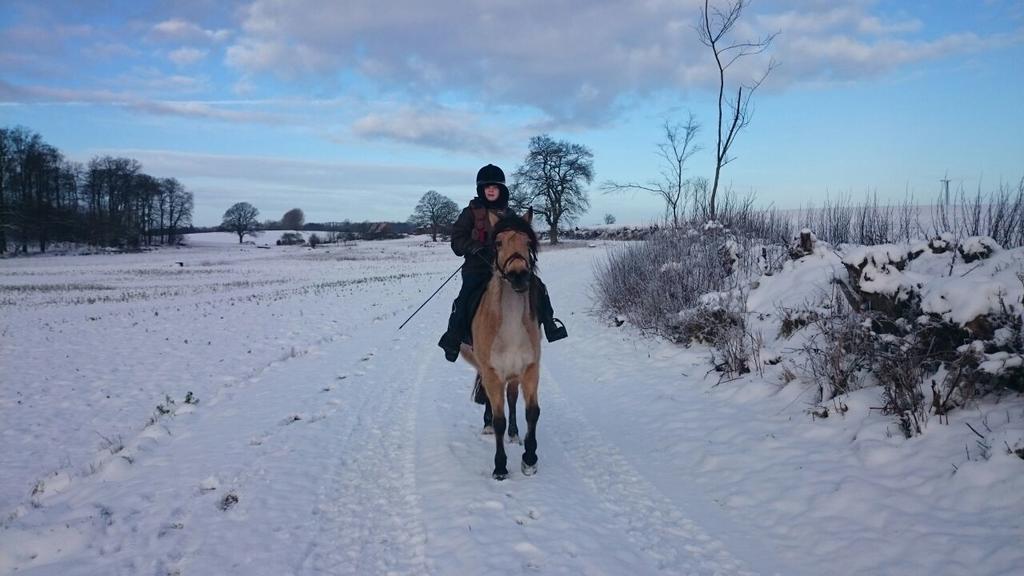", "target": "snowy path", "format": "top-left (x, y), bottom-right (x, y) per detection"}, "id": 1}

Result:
top-left (1, 239), bottom-right (787, 575)
top-left (3, 235), bottom-right (1021, 575)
